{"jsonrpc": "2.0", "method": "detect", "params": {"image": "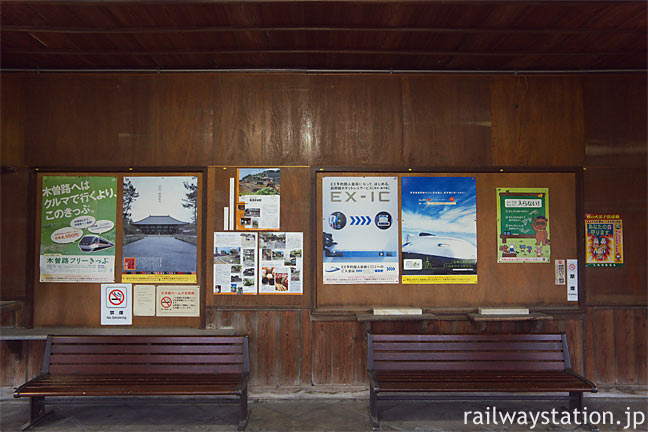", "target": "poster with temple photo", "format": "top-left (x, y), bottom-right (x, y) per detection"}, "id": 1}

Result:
top-left (235, 168), bottom-right (280, 230)
top-left (401, 176), bottom-right (477, 284)
top-left (122, 176), bottom-right (198, 283)
top-left (214, 232), bottom-right (258, 294)
top-left (258, 232), bottom-right (303, 295)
